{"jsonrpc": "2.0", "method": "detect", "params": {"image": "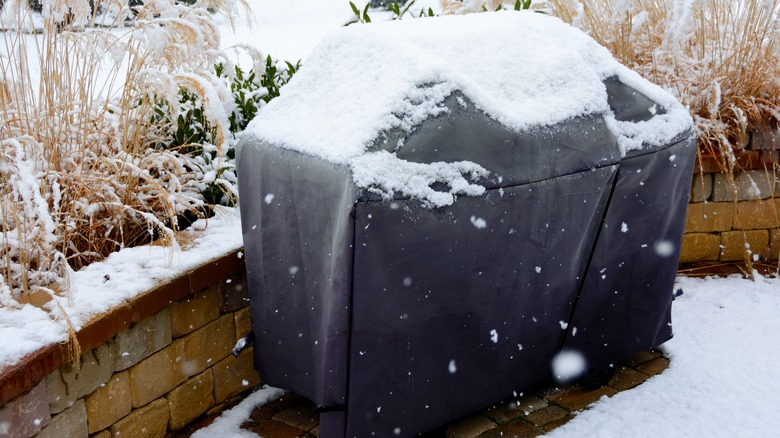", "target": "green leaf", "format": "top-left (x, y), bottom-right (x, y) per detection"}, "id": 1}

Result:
top-left (350, 1), bottom-right (360, 16)
top-left (363, 3), bottom-right (371, 22)
top-left (401, 0), bottom-right (416, 18)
